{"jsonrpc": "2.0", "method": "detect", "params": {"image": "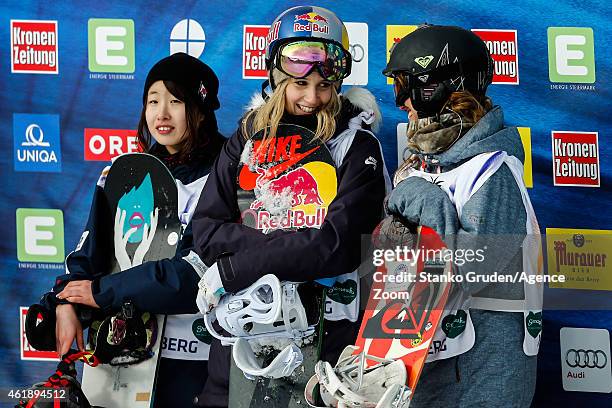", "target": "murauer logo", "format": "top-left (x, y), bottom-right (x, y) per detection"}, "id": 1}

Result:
top-left (546, 228), bottom-right (611, 291)
top-left (11, 20), bottom-right (58, 74)
top-left (552, 239), bottom-right (606, 274)
top-left (84, 128), bottom-right (140, 161)
top-left (472, 29), bottom-right (519, 85)
top-left (243, 25), bottom-right (269, 79)
top-left (13, 113), bottom-right (62, 172)
top-left (551, 131), bottom-right (599, 187)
